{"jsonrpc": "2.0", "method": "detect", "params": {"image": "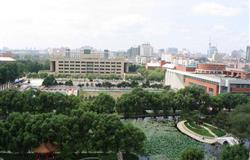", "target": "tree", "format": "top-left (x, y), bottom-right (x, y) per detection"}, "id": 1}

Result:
top-left (160, 91), bottom-right (172, 118)
top-left (0, 120), bottom-right (9, 150)
top-left (211, 111), bottom-right (230, 131)
top-left (130, 80), bottom-right (139, 88)
top-left (116, 93), bottom-right (134, 118)
top-left (181, 147), bottom-right (204, 160)
top-left (102, 81), bottom-right (113, 88)
top-left (92, 93), bottom-right (116, 113)
top-left (0, 62), bottom-right (23, 84)
top-left (178, 86), bottom-right (210, 113)
top-left (147, 68), bottom-right (165, 82)
top-left (118, 123), bottom-right (146, 153)
top-left (209, 96), bottom-right (223, 114)
top-left (229, 103), bottom-right (250, 139)
top-left (42, 75), bottom-right (57, 86)
top-left (142, 80), bottom-right (150, 88)
top-left (219, 93), bottom-right (248, 112)
top-left (221, 145), bottom-right (249, 160)
top-left (65, 80), bottom-right (73, 86)
top-left (147, 92), bottom-right (161, 117)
